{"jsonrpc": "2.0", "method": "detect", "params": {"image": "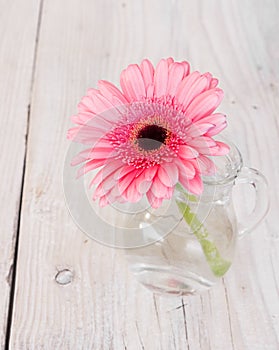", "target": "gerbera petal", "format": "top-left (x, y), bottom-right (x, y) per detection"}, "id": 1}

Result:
top-left (150, 176), bottom-right (170, 197)
top-left (178, 75), bottom-right (209, 111)
top-left (92, 137), bottom-right (114, 148)
top-left (70, 148), bottom-right (92, 166)
top-left (181, 61), bottom-right (190, 77)
top-left (166, 186), bottom-right (174, 199)
top-left (86, 87), bottom-right (99, 95)
top-left (196, 113), bottom-right (226, 126)
top-left (120, 64), bottom-right (146, 101)
top-left (72, 146), bottom-right (114, 167)
top-left (154, 59), bottom-right (169, 98)
top-left (123, 180), bottom-right (143, 203)
top-left (72, 106), bottom-right (121, 126)
top-left (197, 144), bottom-right (228, 156)
top-left (206, 121), bottom-right (227, 136)
top-left (176, 159), bottom-right (196, 178)
top-left (167, 63), bottom-right (185, 97)
top-left (99, 195), bottom-right (109, 207)
top-left (86, 114), bottom-right (116, 131)
top-left (91, 164), bottom-right (124, 190)
top-left (140, 59), bottom-right (155, 89)
top-left (89, 147), bottom-right (114, 159)
top-left (98, 80), bottom-right (128, 104)
top-left (210, 78), bottom-right (218, 88)
top-left (67, 126), bottom-right (82, 141)
top-left (90, 168), bottom-right (105, 186)
top-left (109, 185), bottom-right (123, 199)
top-left (116, 165), bottom-right (137, 180)
top-left (202, 72), bottom-right (218, 90)
top-left (77, 158), bottom-right (107, 177)
top-left (188, 174), bottom-right (203, 195)
top-left (179, 173), bottom-right (203, 196)
top-left (93, 183), bottom-right (107, 199)
top-left (94, 170), bottom-right (120, 198)
top-left (186, 122), bottom-right (215, 137)
top-left (71, 112), bottom-right (96, 125)
top-left (178, 145), bottom-right (199, 159)
top-left (189, 138), bottom-right (229, 156)
top-left (187, 136), bottom-right (216, 149)
top-left (160, 162), bottom-right (179, 185)
top-left (137, 180), bottom-right (152, 194)
top-left (144, 166), bottom-right (158, 181)
top-left (187, 88), bottom-right (224, 122)
top-left (157, 166), bottom-right (173, 187)
top-left (213, 141), bottom-right (230, 155)
top-left (97, 159), bottom-right (124, 179)
top-left (135, 171), bottom-right (152, 194)
top-left (90, 93), bottom-right (116, 114)
top-left (77, 95), bottom-right (95, 114)
top-left (178, 171), bottom-right (191, 191)
top-left (146, 84), bottom-right (155, 99)
top-left (146, 190), bottom-right (163, 209)
top-left (176, 71), bottom-right (201, 106)
top-left (67, 125), bottom-right (108, 144)
top-left (117, 170), bottom-right (138, 194)
top-left (167, 57), bottom-right (174, 66)
top-left (196, 155), bottom-right (216, 175)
